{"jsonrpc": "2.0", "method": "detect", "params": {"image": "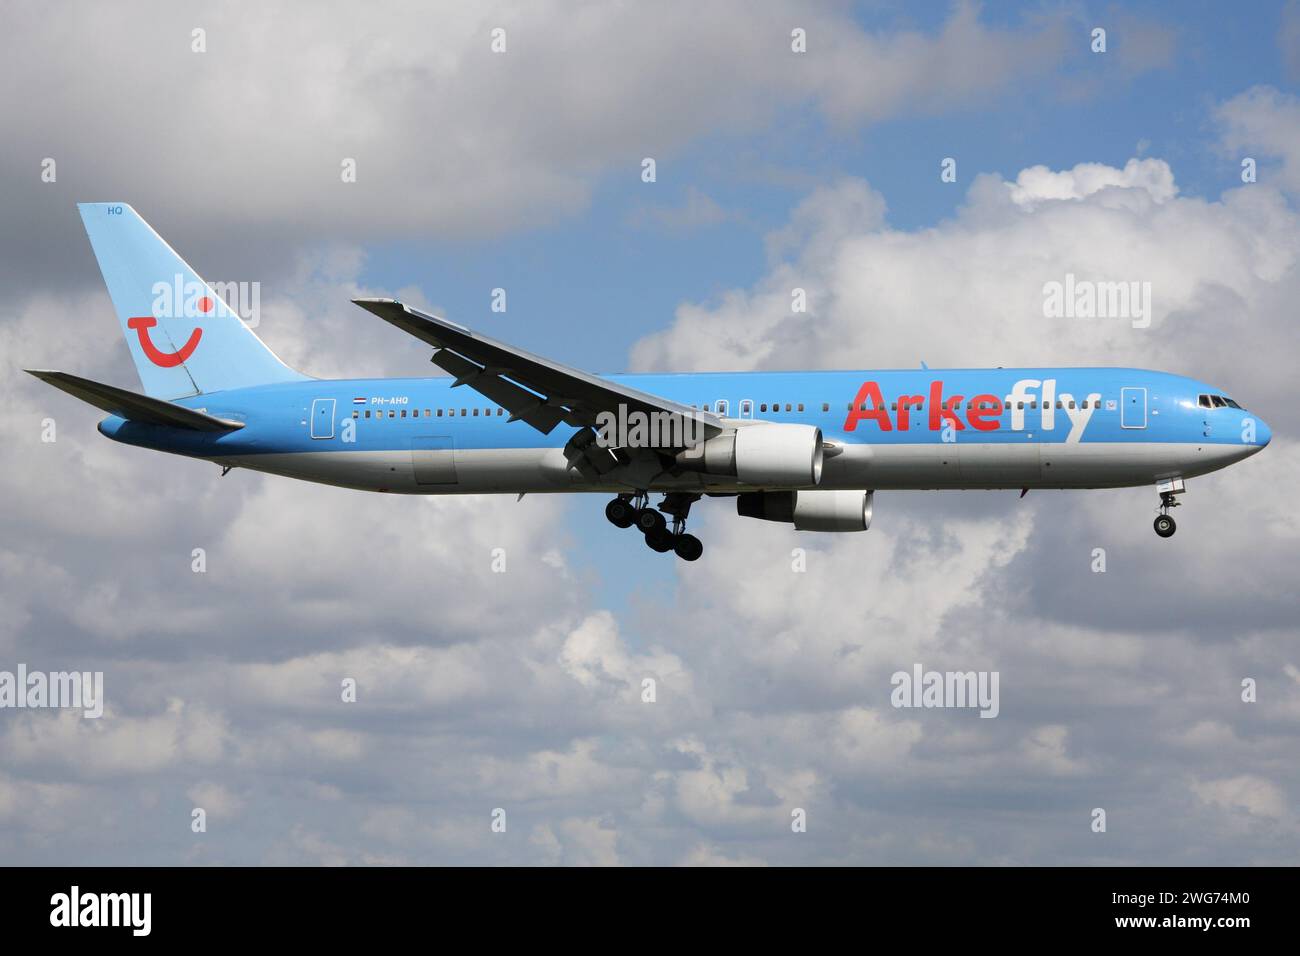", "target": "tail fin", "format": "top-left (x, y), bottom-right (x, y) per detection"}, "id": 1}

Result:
top-left (77, 203), bottom-right (308, 399)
